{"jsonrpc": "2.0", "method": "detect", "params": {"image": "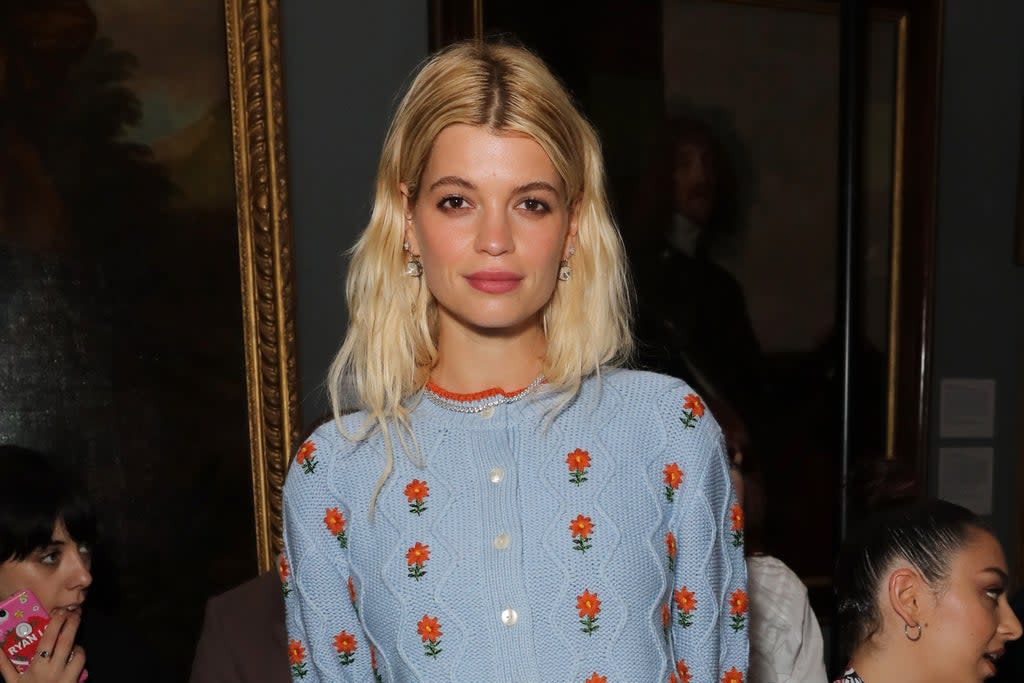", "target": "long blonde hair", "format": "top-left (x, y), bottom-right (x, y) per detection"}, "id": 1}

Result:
top-left (327, 40), bottom-right (632, 482)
